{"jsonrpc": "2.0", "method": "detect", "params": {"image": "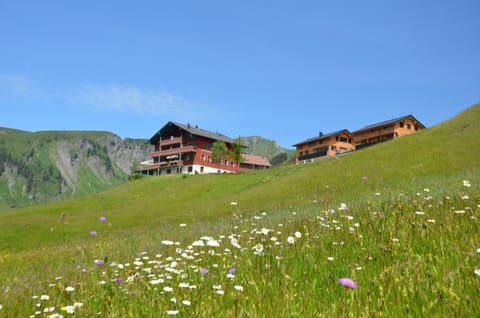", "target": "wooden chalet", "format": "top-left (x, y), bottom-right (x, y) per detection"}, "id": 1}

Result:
top-left (293, 129), bottom-right (355, 163)
top-left (240, 154), bottom-right (272, 171)
top-left (353, 115), bottom-right (425, 150)
top-left (142, 122), bottom-right (240, 176)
